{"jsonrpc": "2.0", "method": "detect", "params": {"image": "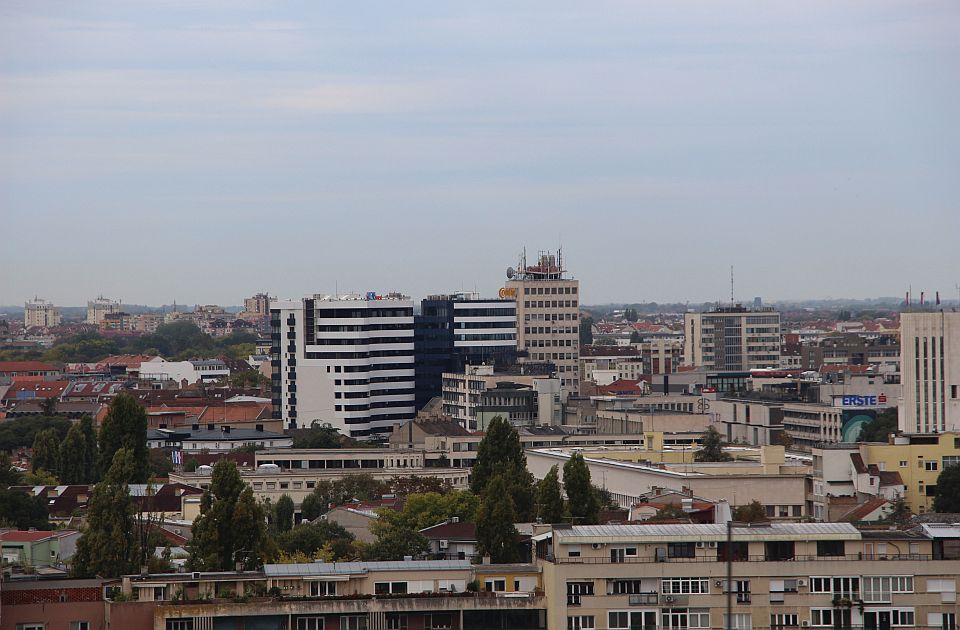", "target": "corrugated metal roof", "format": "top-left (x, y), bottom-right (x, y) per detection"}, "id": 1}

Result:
top-left (555, 522), bottom-right (860, 543)
top-left (264, 560), bottom-right (471, 577)
top-left (922, 523), bottom-right (960, 538)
